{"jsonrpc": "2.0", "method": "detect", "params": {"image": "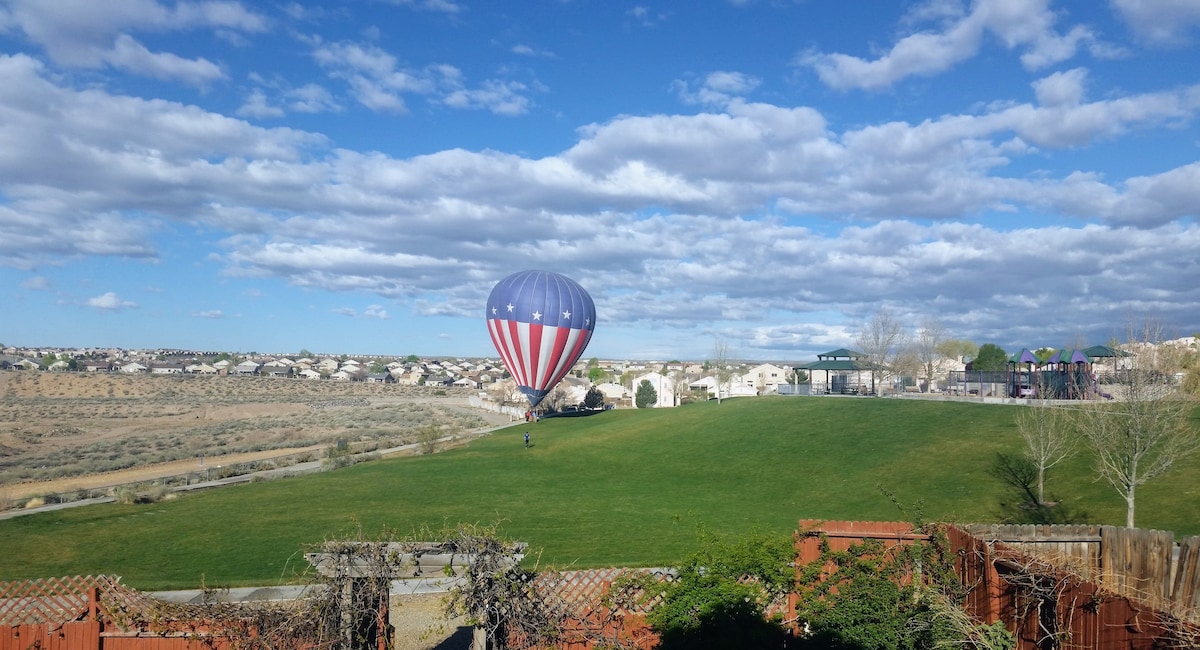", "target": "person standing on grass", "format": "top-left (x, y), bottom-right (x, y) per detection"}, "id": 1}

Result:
top-left (525, 432), bottom-right (530, 448)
